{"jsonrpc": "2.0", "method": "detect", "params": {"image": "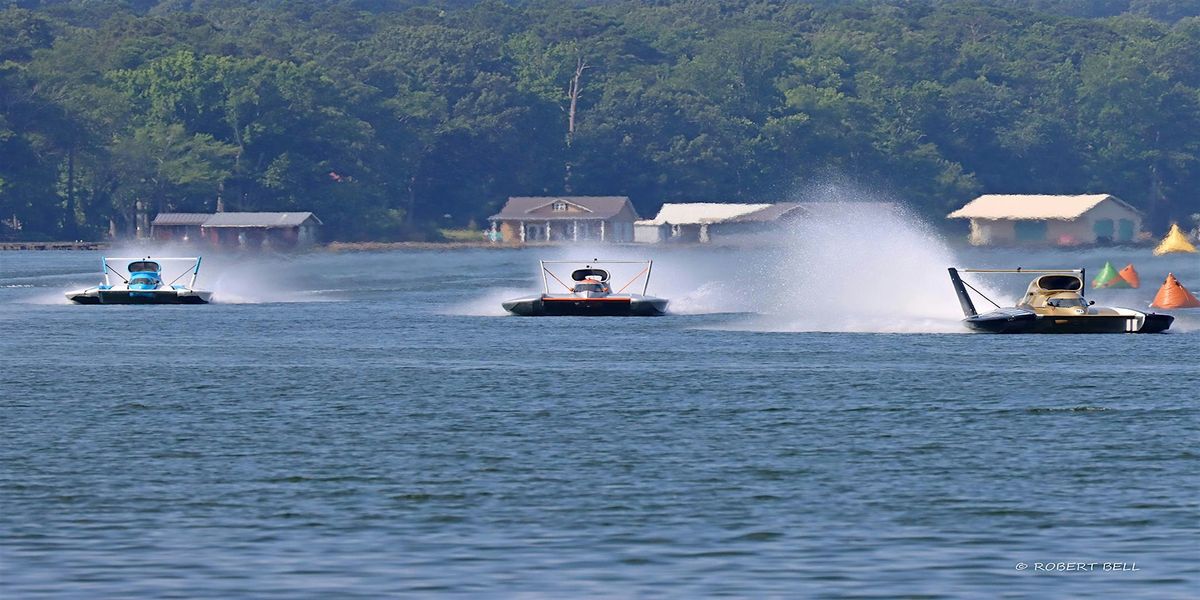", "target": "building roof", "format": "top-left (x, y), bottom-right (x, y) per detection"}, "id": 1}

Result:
top-left (489, 196), bottom-right (636, 221)
top-left (636, 203), bottom-right (773, 226)
top-left (727, 202), bottom-right (806, 223)
top-left (794, 202), bottom-right (903, 218)
top-left (151, 213), bottom-right (212, 226)
top-left (201, 212), bottom-right (322, 228)
top-left (947, 194), bottom-right (1139, 220)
